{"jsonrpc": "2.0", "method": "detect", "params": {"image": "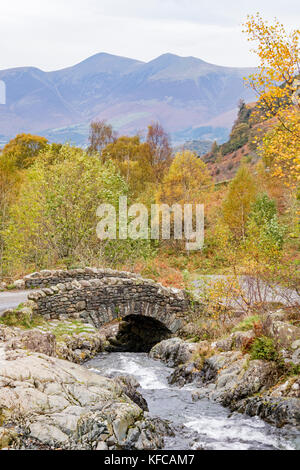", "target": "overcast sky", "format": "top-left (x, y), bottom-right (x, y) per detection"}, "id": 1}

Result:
top-left (1, 0), bottom-right (299, 71)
